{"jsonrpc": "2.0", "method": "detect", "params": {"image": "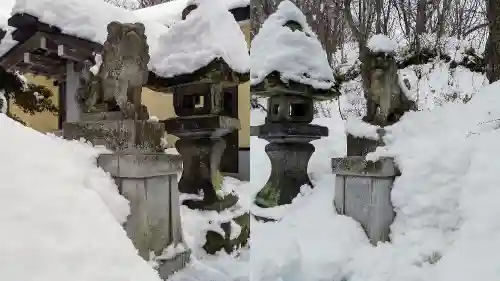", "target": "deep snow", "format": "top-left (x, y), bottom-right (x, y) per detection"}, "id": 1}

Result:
top-left (249, 79), bottom-right (500, 281)
top-left (0, 114), bottom-right (163, 281)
